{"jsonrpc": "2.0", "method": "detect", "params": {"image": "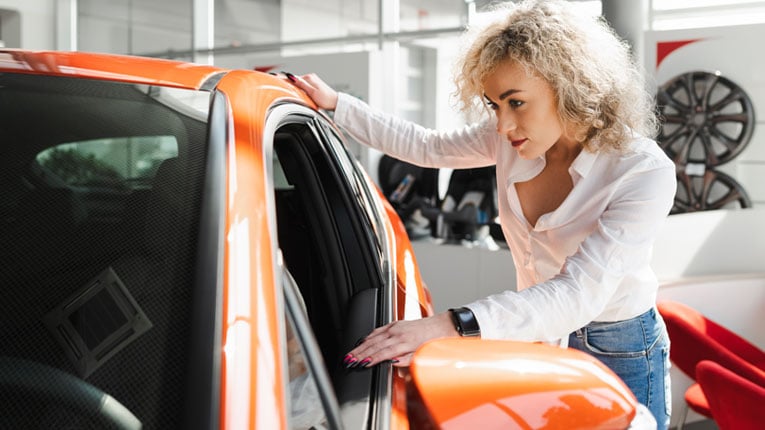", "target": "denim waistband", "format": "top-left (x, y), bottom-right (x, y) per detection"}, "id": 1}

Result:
top-left (575, 306), bottom-right (660, 336)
